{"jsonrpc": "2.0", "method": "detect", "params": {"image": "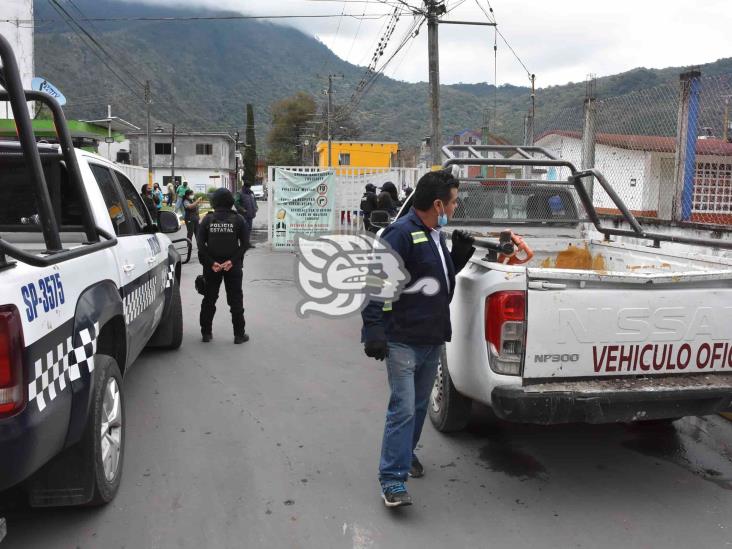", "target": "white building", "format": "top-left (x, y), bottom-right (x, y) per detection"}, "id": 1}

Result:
top-left (0, 0), bottom-right (34, 119)
top-left (128, 131), bottom-right (236, 194)
top-left (535, 131), bottom-right (732, 222)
